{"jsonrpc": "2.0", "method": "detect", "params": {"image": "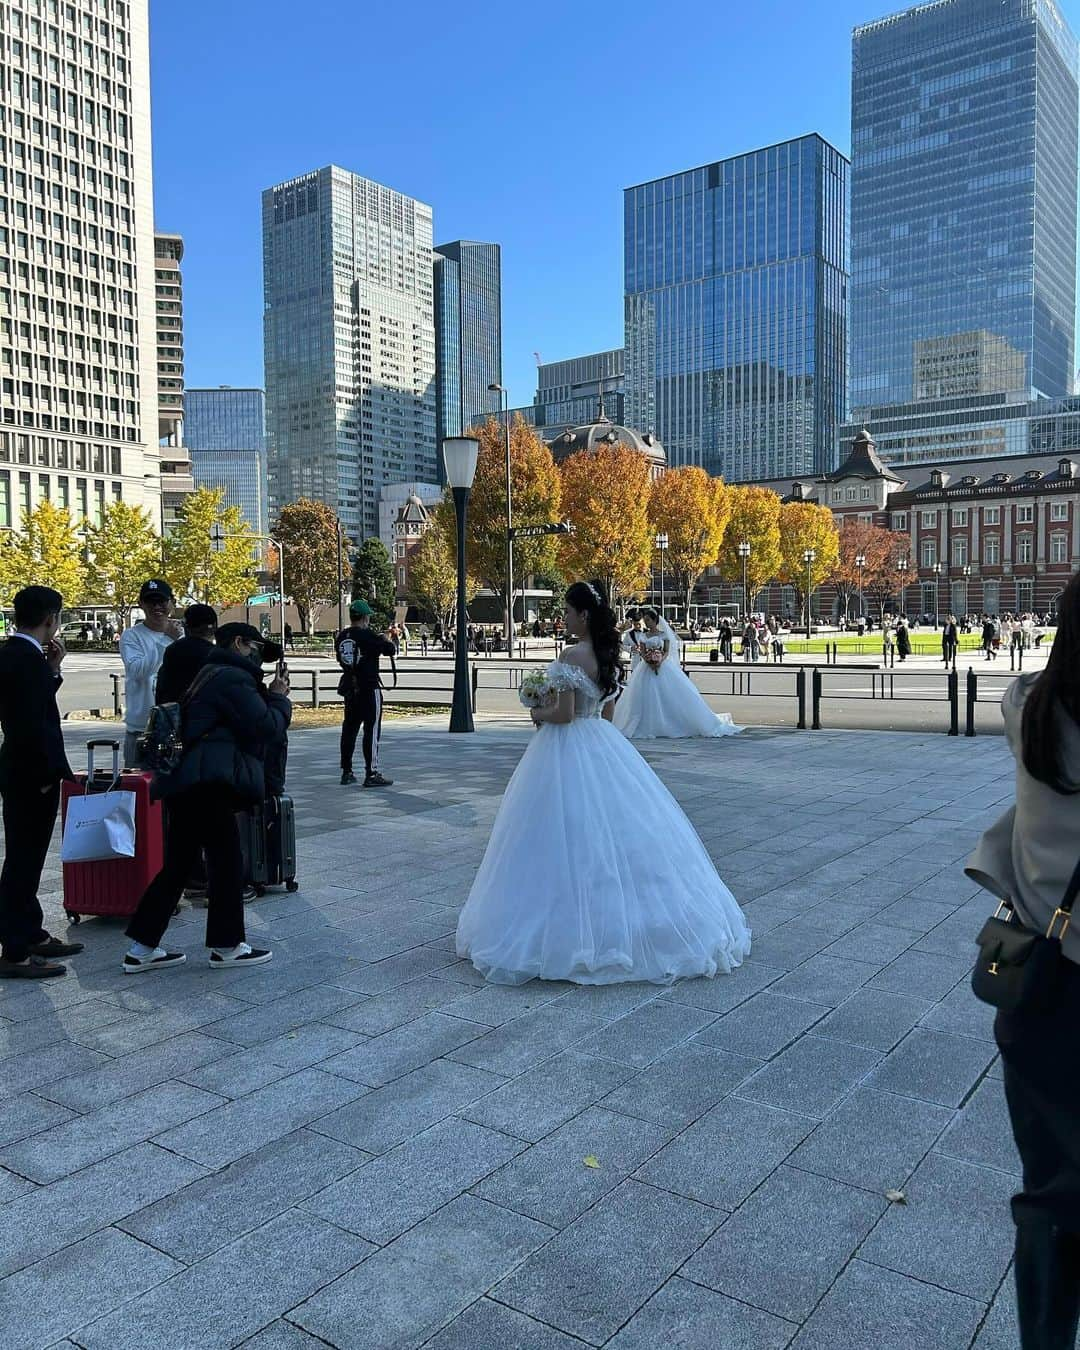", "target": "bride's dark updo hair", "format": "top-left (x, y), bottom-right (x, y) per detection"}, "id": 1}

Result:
top-left (640, 606), bottom-right (660, 624)
top-left (565, 580), bottom-right (622, 698)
